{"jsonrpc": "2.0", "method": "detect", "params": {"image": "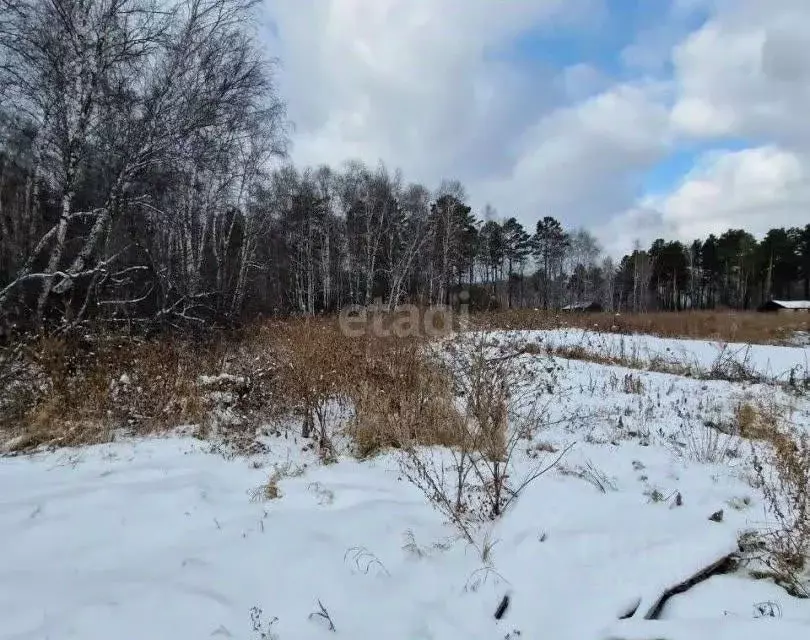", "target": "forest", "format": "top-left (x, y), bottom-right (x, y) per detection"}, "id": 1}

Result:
top-left (2, 0), bottom-right (810, 335)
